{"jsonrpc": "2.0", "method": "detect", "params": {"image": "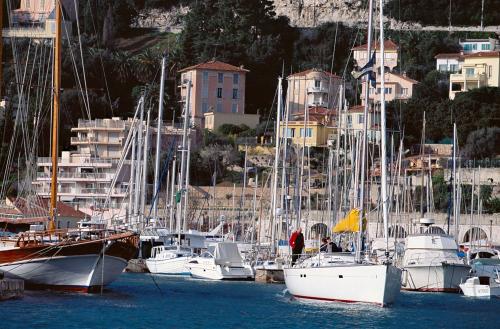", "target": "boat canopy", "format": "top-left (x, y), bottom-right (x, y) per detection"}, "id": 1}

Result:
top-left (213, 242), bottom-right (243, 266)
top-left (333, 209), bottom-right (366, 233)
